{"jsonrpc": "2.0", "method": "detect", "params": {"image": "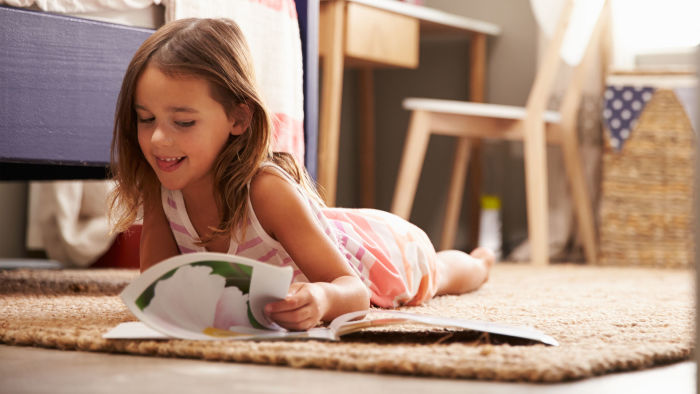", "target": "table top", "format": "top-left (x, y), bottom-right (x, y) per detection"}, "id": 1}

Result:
top-left (322, 0), bottom-right (501, 36)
